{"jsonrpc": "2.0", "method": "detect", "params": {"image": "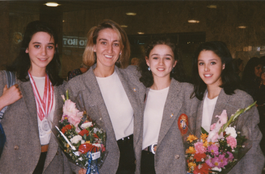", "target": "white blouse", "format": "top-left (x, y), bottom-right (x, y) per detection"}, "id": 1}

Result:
top-left (96, 70), bottom-right (134, 140)
top-left (142, 87), bottom-right (169, 149)
top-left (201, 93), bottom-right (218, 132)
